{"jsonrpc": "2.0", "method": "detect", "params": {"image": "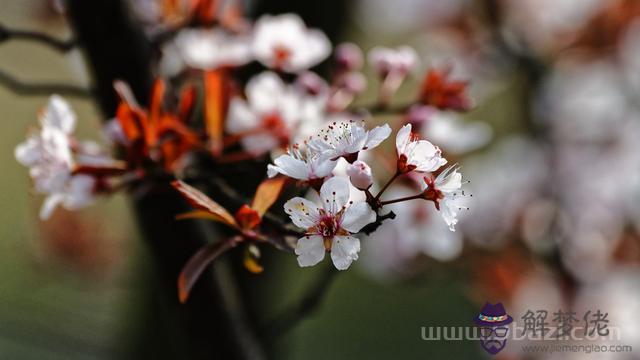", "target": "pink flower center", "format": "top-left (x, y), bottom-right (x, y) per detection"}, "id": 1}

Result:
top-left (317, 215), bottom-right (339, 238)
top-left (261, 113), bottom-right (290, 146)
top-left (272, 45), bottom-right (291, 68)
